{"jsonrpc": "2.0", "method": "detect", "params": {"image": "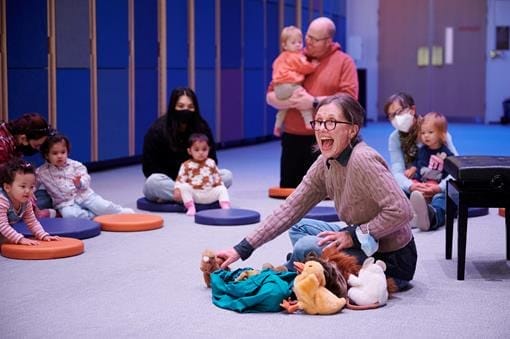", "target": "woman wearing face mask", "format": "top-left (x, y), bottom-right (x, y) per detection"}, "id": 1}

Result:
top-left (0, 112), bottom-right (56, 216)
top-left (384, 92), bottom-right (458, 231)
top-left (0, 113), bottom-right (51, 163)
top-left (142, 87), bottom-right (232, 202)
top-left (216, 94), bottom-right (417, 292)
